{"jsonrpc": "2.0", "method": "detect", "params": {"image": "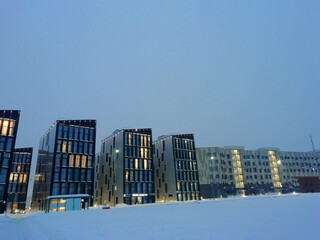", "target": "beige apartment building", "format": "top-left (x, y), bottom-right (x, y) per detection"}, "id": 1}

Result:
top-left (196, 146), bottom-right (320, 198)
